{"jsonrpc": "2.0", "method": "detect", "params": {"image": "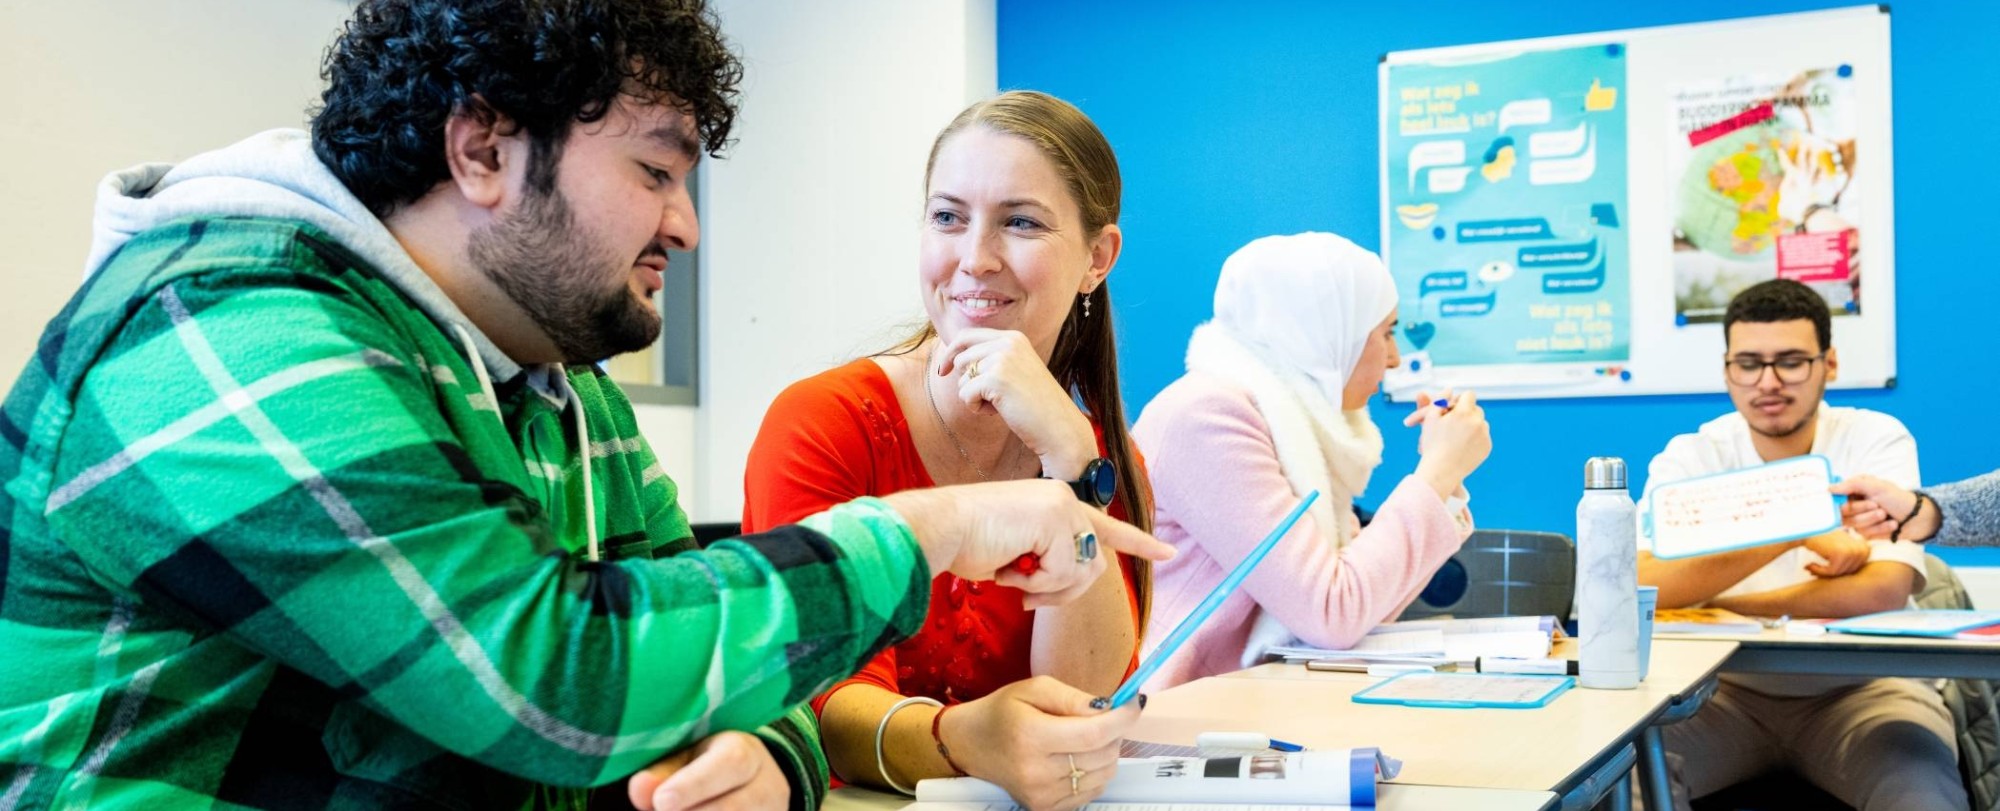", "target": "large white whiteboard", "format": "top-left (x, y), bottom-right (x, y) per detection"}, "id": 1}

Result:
top-left (1378, 6), bottom-right (1894, 401)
